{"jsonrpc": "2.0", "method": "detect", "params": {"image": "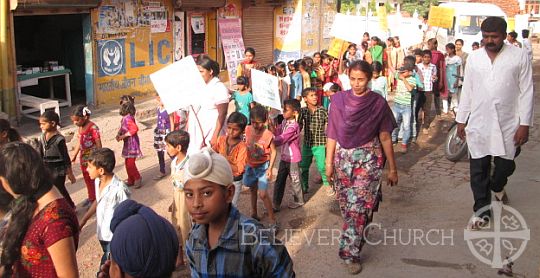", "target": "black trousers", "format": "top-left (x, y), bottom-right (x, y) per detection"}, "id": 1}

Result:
top-left (469, 148), bottom-right (520, 216)
top-left (53, 175), bottom-right (75, 208)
